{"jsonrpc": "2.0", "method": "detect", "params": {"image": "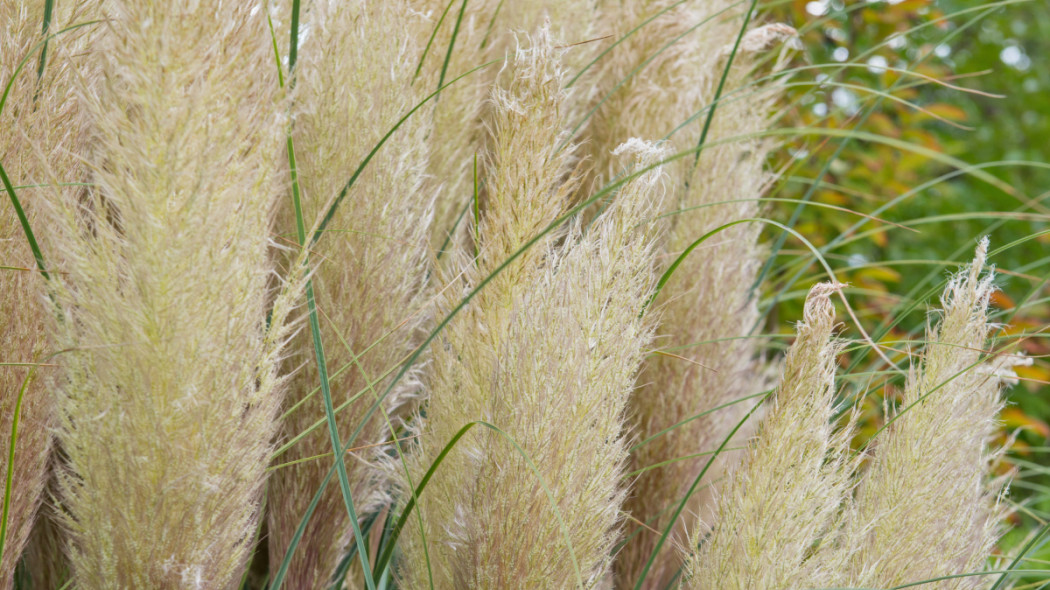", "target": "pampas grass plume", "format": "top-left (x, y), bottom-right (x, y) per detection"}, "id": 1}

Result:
top-left (585, 2), bottom-right (794, 585)
top-left (397, 30), bottom-right (669, 588)
top-left (833, 238), bottom-right (1013, 589)
top-left (684, 283), bottom-right (855, 590)
top-left (265, 1), bottom-right (434, 587)
top-left (0, 1), bottom-right (78, 584)
top-left (43, 1), bottom-right (297, 586)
